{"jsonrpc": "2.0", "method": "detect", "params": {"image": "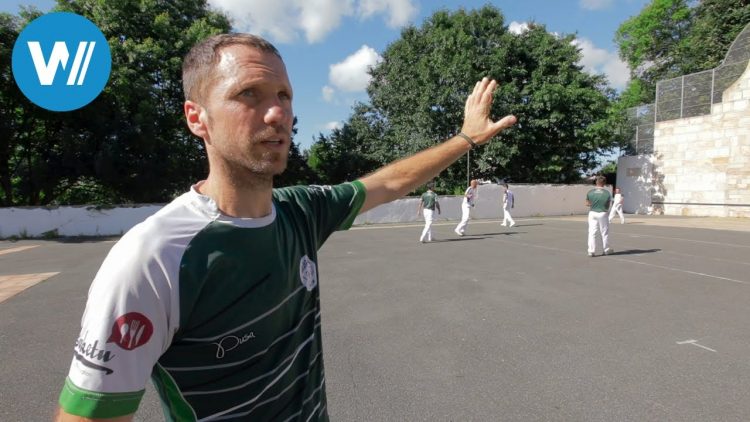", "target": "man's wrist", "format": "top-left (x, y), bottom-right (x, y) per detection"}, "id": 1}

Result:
top-left (457, 132), bottom-right (477, 149)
